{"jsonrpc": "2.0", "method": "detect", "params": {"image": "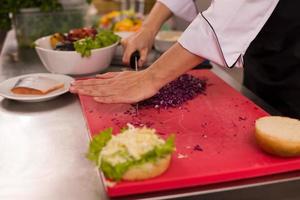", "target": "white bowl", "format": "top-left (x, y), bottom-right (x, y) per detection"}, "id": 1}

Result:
top-left (35, 36), bottom-right (118, 75)
top-left (114, 31), bottom-right (134, 39)
top-left (154, 31), bottom-right (182, 53)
